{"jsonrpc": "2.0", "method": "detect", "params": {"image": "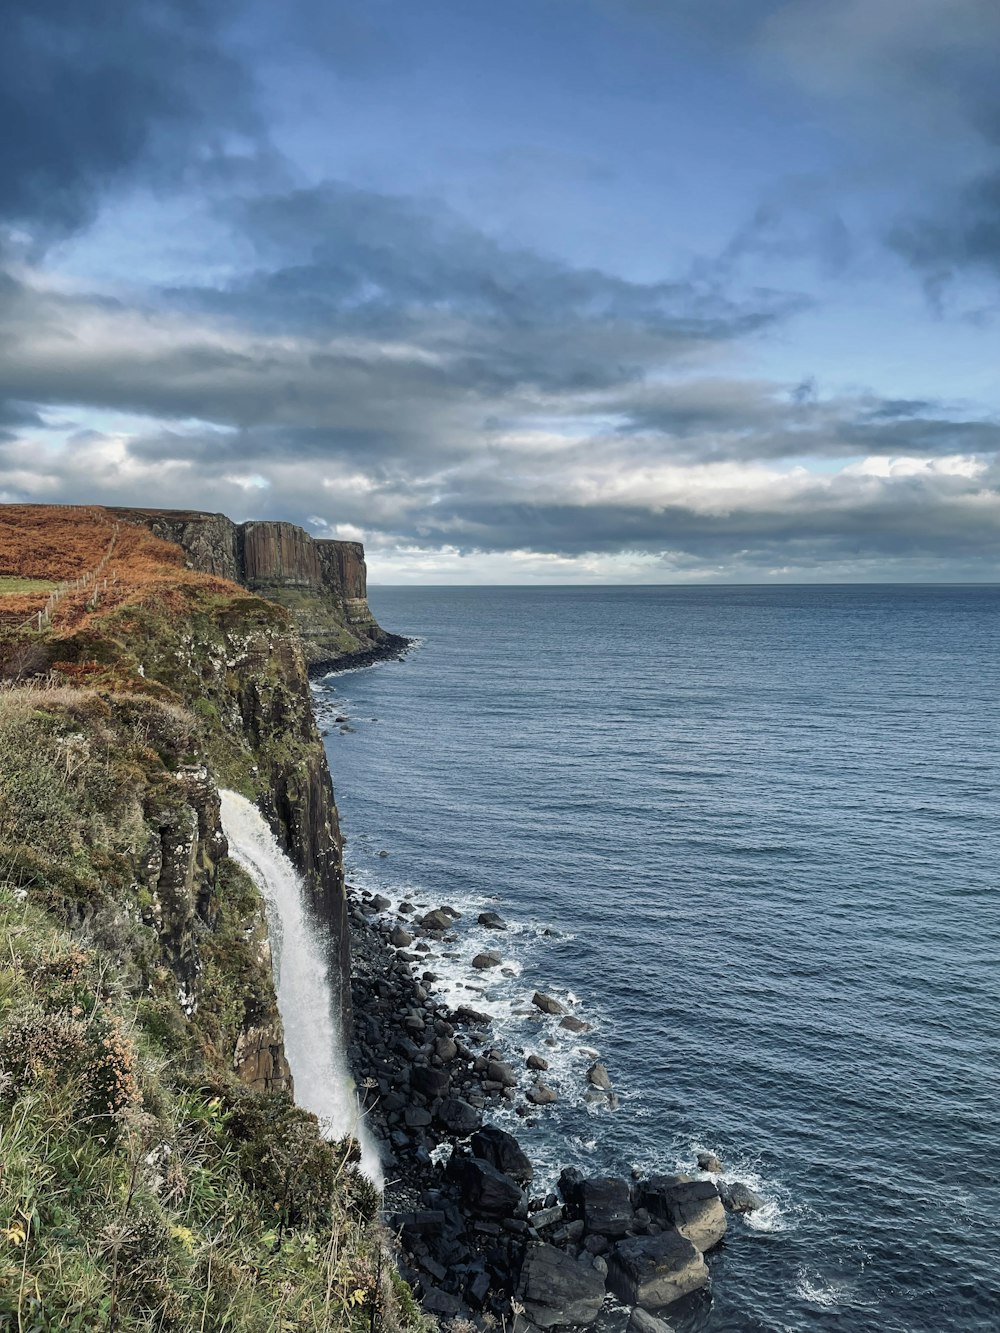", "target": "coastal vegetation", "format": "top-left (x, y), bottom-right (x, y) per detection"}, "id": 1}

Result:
top-left (0, 507), bottom-right (426, 1331)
